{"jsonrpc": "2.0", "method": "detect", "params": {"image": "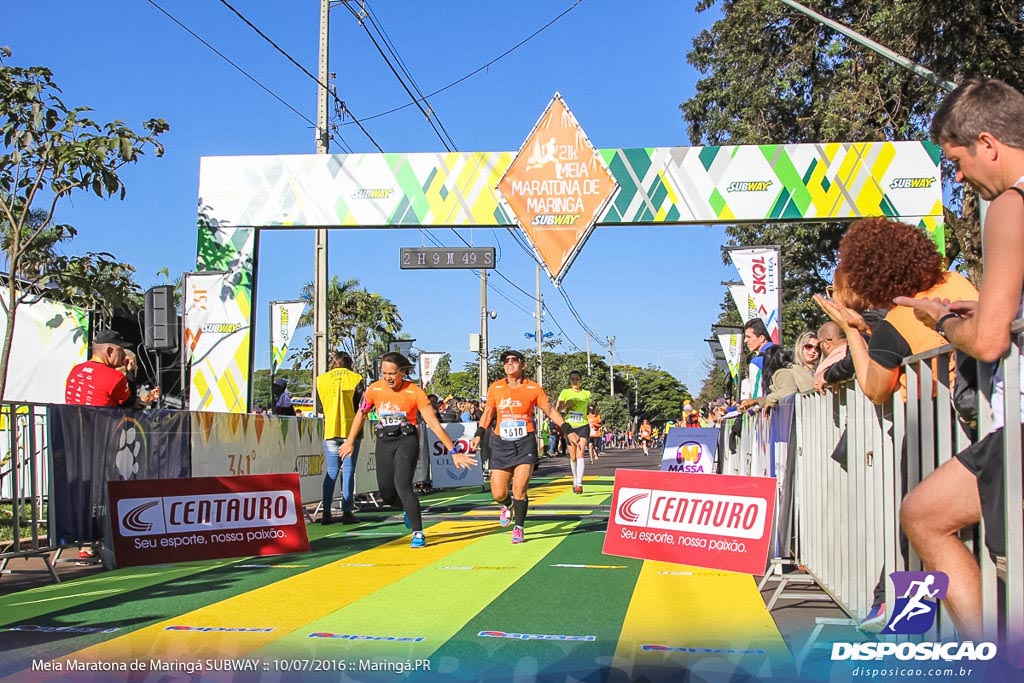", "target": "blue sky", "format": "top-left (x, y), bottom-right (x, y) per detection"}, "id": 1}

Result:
top-left (6, 0), bottom-right (737, 390)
